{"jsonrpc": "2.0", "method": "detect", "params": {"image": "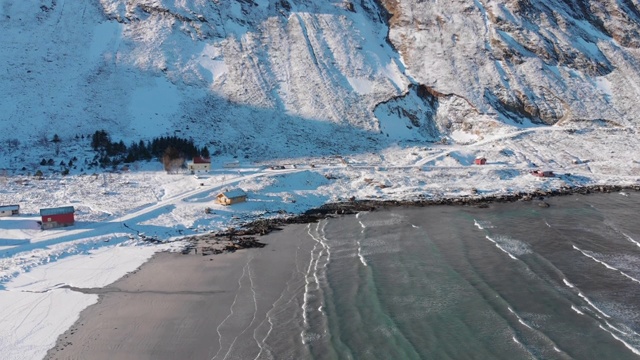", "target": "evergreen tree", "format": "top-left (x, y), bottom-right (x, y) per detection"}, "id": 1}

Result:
top-left (91, 130), bottom-right (110, 151)
top-left (201, 146), bottom-right (210, 158)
